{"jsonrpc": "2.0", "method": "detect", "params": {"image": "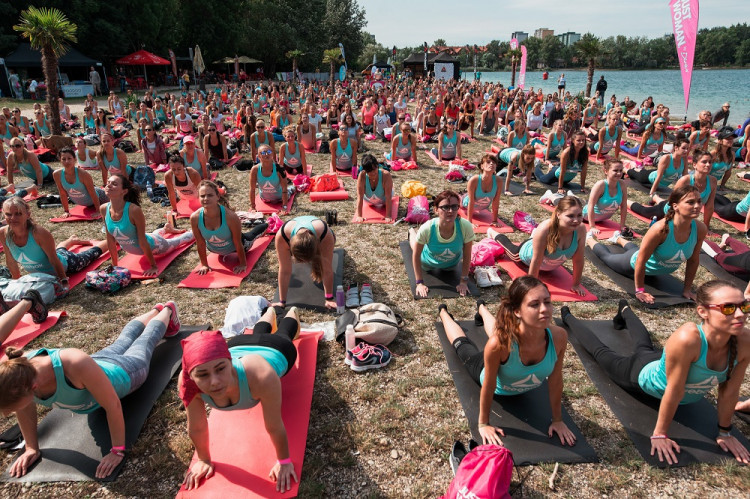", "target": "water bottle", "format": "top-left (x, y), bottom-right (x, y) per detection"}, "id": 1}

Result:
top-left (146, 181), bottom-right (153, 200)
top-left (352, 164), bottom-right (358, 180)
top-left (336, 285), bottom-right (345, 314)
top-left (649, 216), bottom-right (657, 227)
top-left (345, 324), bottom-right (356, 352)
